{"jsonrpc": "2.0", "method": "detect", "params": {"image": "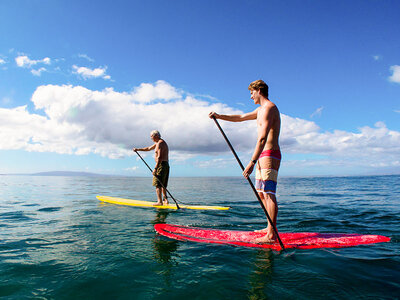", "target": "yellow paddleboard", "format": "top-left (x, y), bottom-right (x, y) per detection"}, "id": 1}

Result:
top-left (96, 195), bottom-right (230, 210)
